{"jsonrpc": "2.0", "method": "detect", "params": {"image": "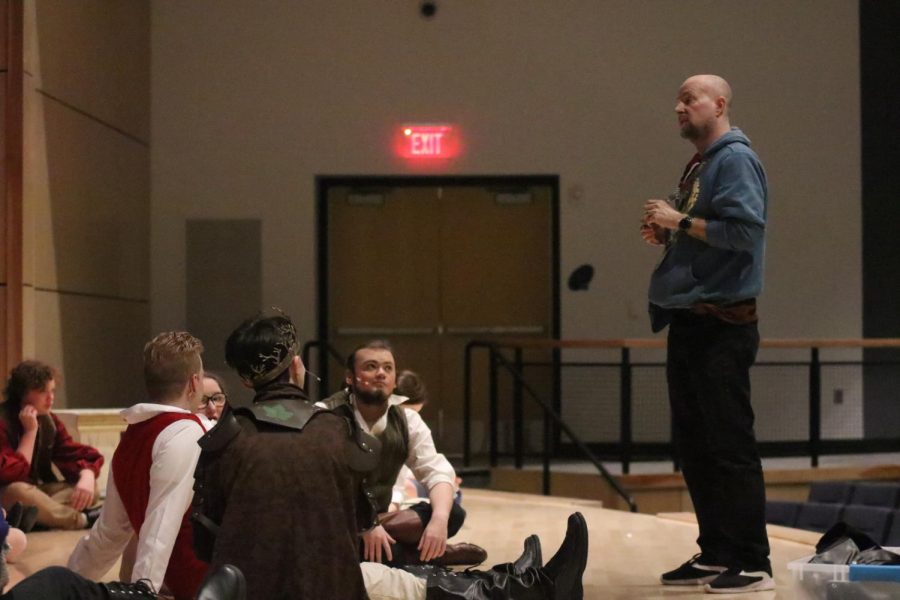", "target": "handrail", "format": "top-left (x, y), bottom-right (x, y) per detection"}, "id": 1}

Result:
top-left (485, 338), bottom-right (900, 350)
top-left (467, 337), bottom-right (900, 473)
top-left (464, 340), bottom-right (639, 512)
